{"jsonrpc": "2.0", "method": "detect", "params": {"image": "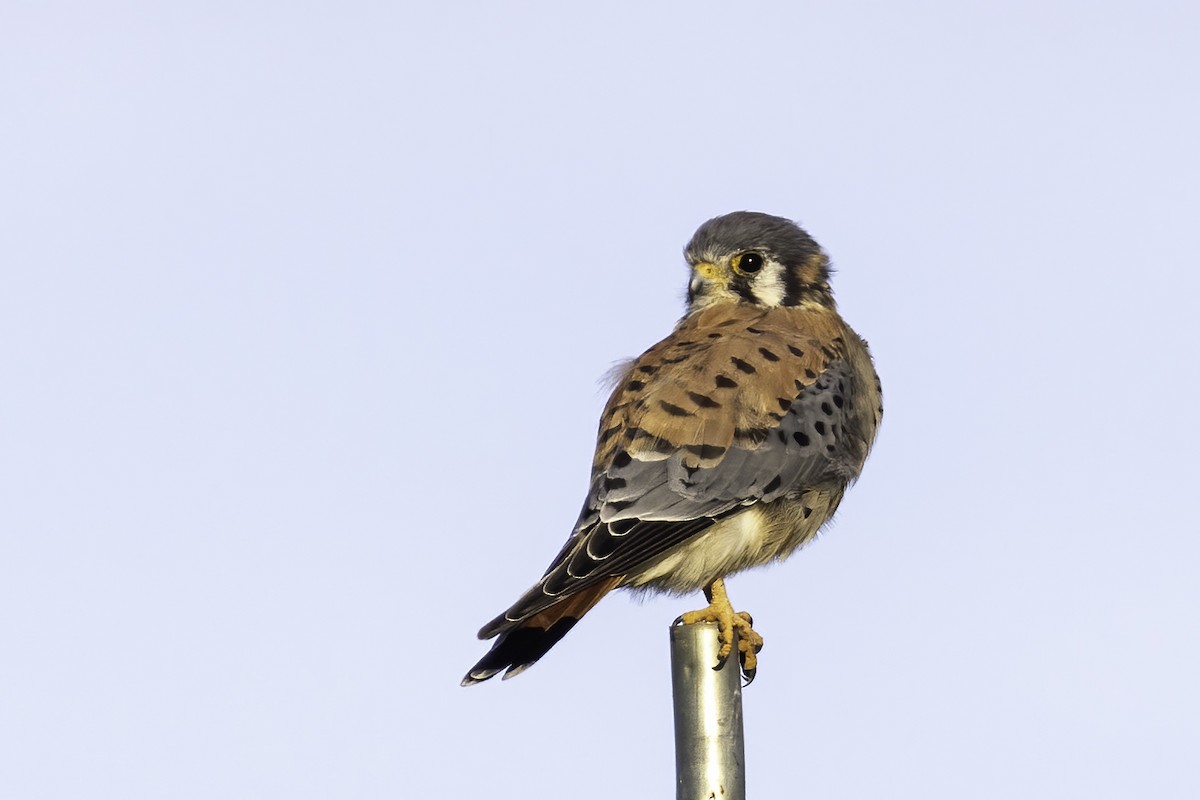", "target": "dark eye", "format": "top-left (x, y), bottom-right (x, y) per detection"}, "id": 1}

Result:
top-left (735, 252), bottom-right (764, 274)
